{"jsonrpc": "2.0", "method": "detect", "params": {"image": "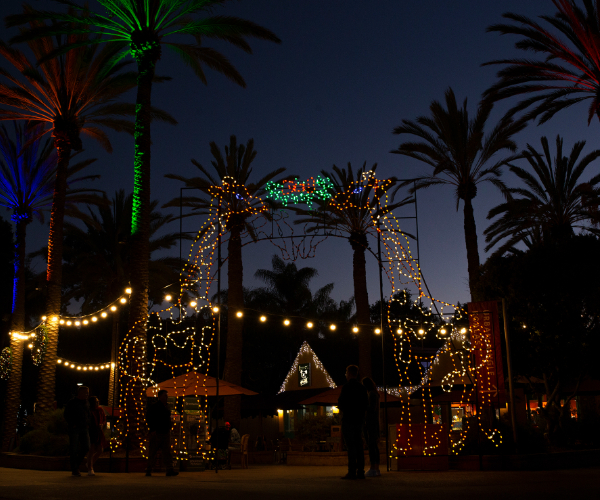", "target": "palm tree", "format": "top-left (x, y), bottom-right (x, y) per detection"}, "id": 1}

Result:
top-left (7, 2), bottom-right (280, 431)
top-left (164, 135), bottom-right (285, 422)
top-left (0, 20), bottom-right (148, 418)
top-left (0, 121), bottom-right (102, 450)
top-left (62, 190), bottom-right (186, 406)
top-left (391, 88), bottom-right (526, 300)
top-left (244, 254), bottom-right (353, 395)
top-left (483, 0), bottom-right (600, 125)
top-left (484, 135), bottom-right (600, 255)
top-left (294, 162), bottom-right (408, 378)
